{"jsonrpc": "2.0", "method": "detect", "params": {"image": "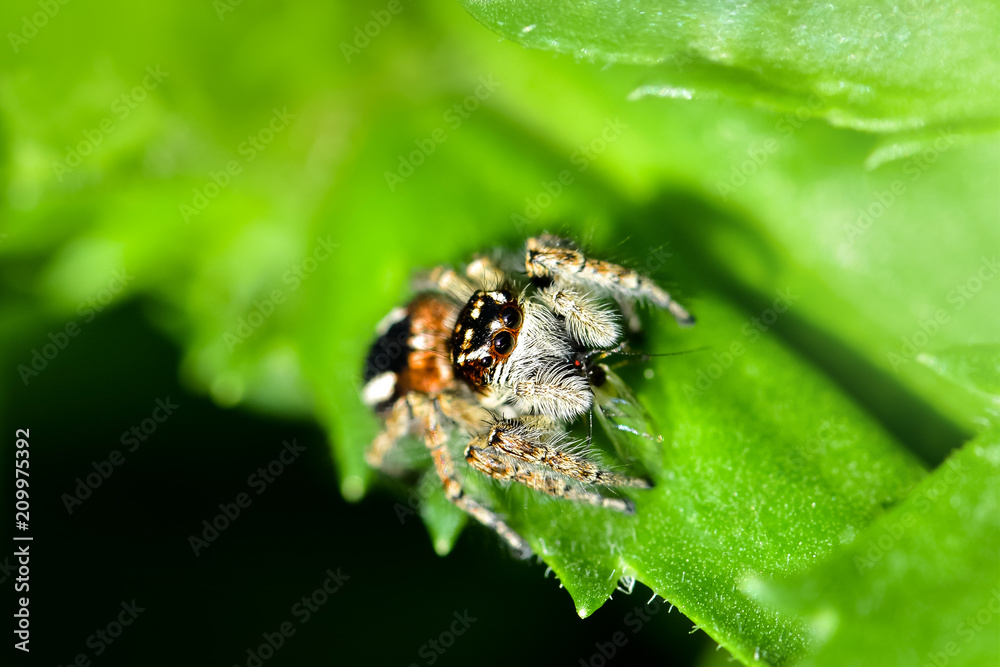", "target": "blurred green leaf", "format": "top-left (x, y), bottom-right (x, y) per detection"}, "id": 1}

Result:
top-left (751, 428), bottom-right (1000, 667)
top-left (920, 345), bottom-right (1000, 402)
top-left (460, 0), bottom-right (1000, 134)
top-left (418, 478), bottom-right (469, 557)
